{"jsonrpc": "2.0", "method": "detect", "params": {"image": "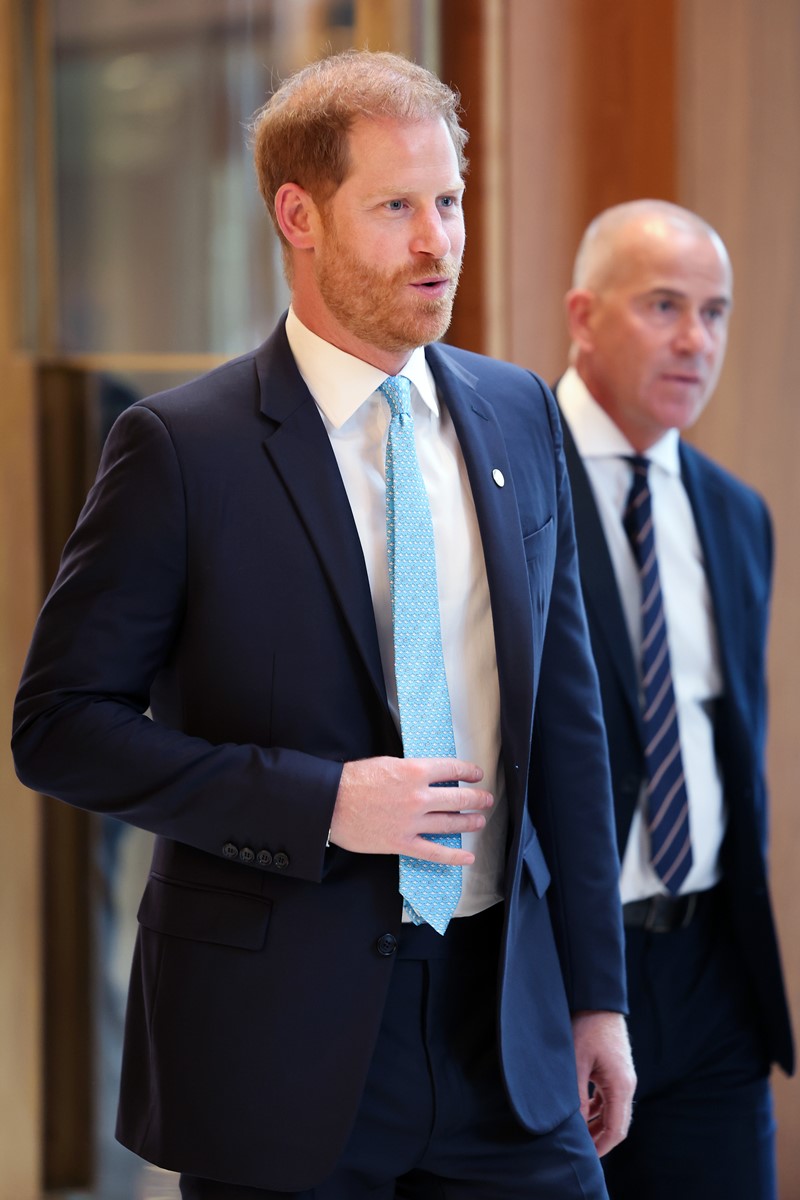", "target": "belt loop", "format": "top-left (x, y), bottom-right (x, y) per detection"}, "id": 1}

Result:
top-left (643, 897), bottom-right (661, 932)
top-left (680, 892), bottom-right (698, 929)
